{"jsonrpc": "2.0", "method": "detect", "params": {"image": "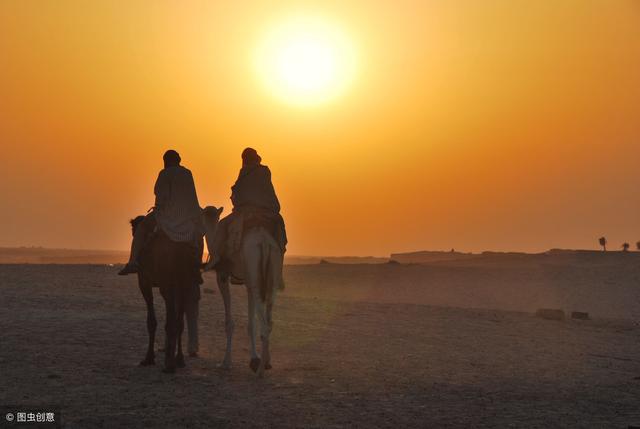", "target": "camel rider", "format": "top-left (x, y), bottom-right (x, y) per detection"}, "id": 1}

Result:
top-left (119, 150), bottom-right (204, 275)
top-left (208, 148), bottom-right (287, 270)
top-left (232, 148), bottom-right (281, 214)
